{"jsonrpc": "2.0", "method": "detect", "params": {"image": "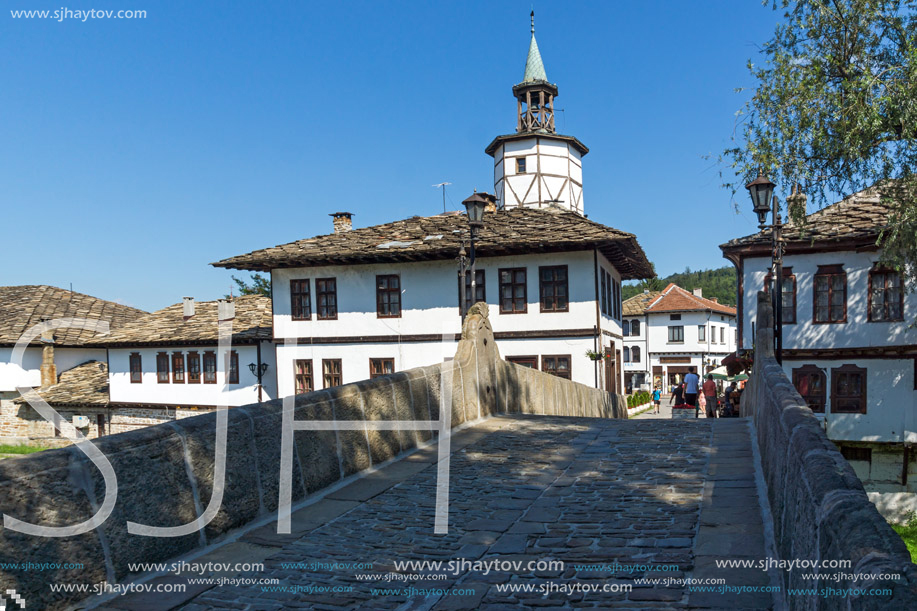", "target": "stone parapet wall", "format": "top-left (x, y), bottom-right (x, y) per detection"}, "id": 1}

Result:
top-left (744, 291), bottom-right (917, 609)
top-left (0, 303), bottom-right (624, 610)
